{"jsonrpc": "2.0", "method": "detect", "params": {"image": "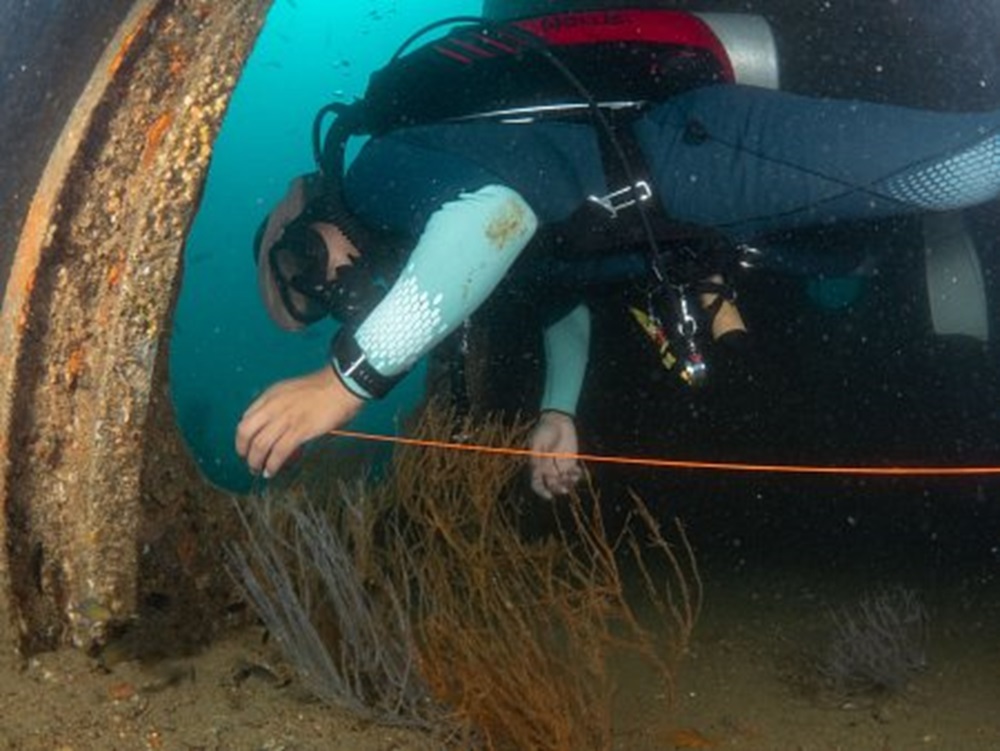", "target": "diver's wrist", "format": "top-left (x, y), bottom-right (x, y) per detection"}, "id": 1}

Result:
top-left (330, 360), bottom-right (374, 400)
top-left (539, 408), bottom-right (576, 422)
top-left (329, 328), bottom-right (405, 400)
